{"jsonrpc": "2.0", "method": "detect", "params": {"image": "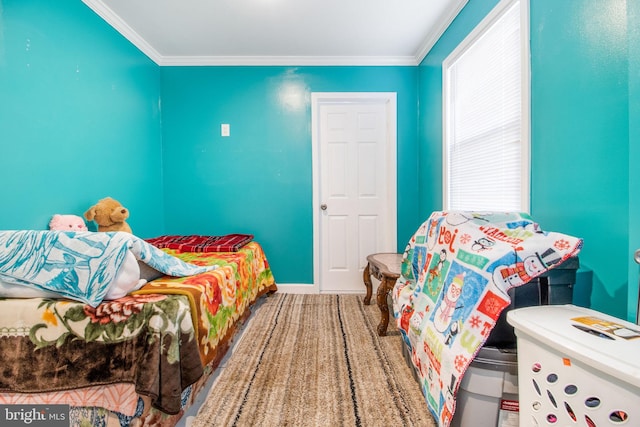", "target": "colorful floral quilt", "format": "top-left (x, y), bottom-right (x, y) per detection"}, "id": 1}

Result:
top-left (134, 241), bottom-right (276, 365)
top-left (0, 240), bottom-right (277, 426)
top-left (0, 293), bottom-right (202, 415)
top-left (392, 211), bottom-right (583, 427)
